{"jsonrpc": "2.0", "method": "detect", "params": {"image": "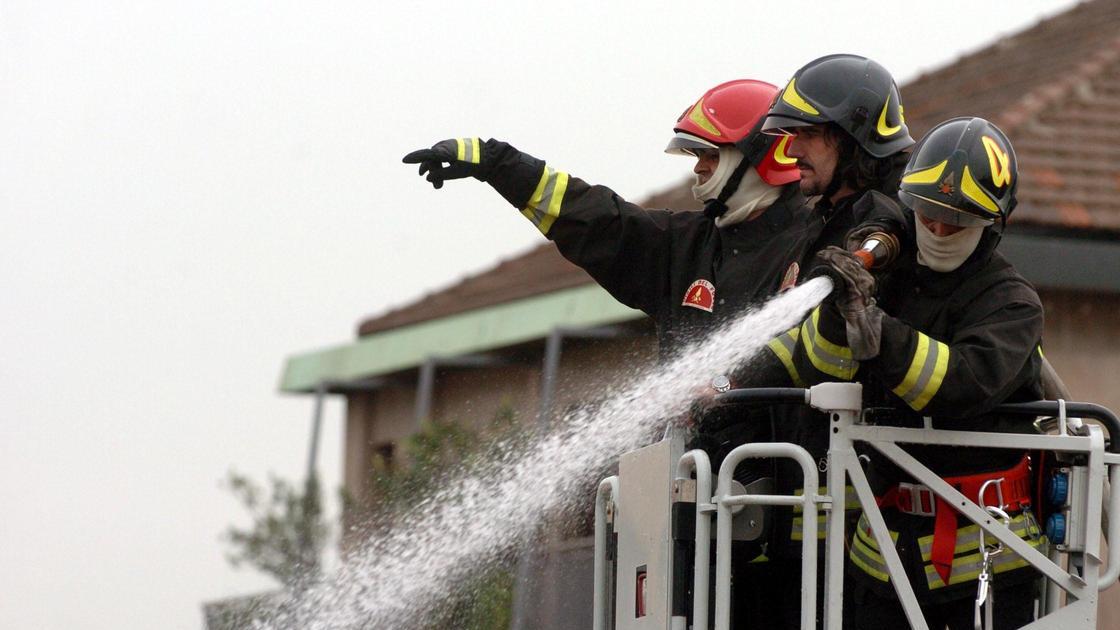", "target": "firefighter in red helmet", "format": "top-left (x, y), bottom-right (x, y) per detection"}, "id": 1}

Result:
top-left (405, 79), bottom-right (813, 628)
top-left (404, 79), bottom-right (809, 357)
